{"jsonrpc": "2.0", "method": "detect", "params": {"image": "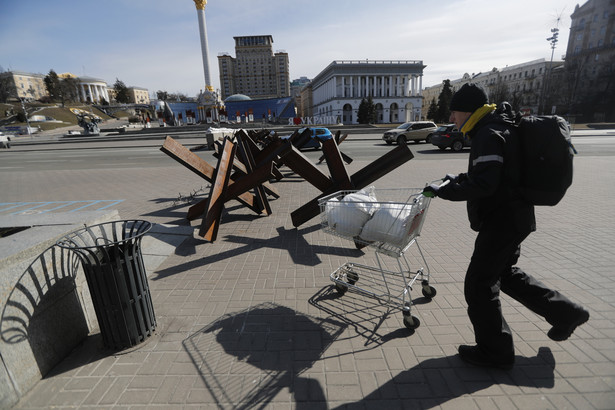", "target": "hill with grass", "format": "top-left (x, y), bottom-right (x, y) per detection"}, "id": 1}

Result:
top-left (0, 103), bottom-right (134, 132)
